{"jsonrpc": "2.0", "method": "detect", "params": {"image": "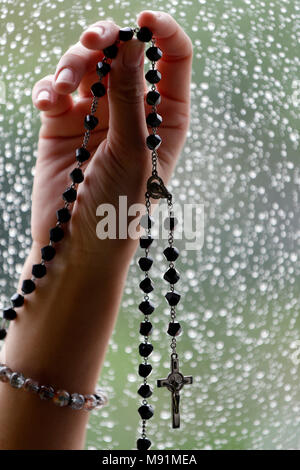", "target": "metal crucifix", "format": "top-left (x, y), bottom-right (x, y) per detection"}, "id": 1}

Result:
top-left (157, 354), bottom-right (193, 428)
